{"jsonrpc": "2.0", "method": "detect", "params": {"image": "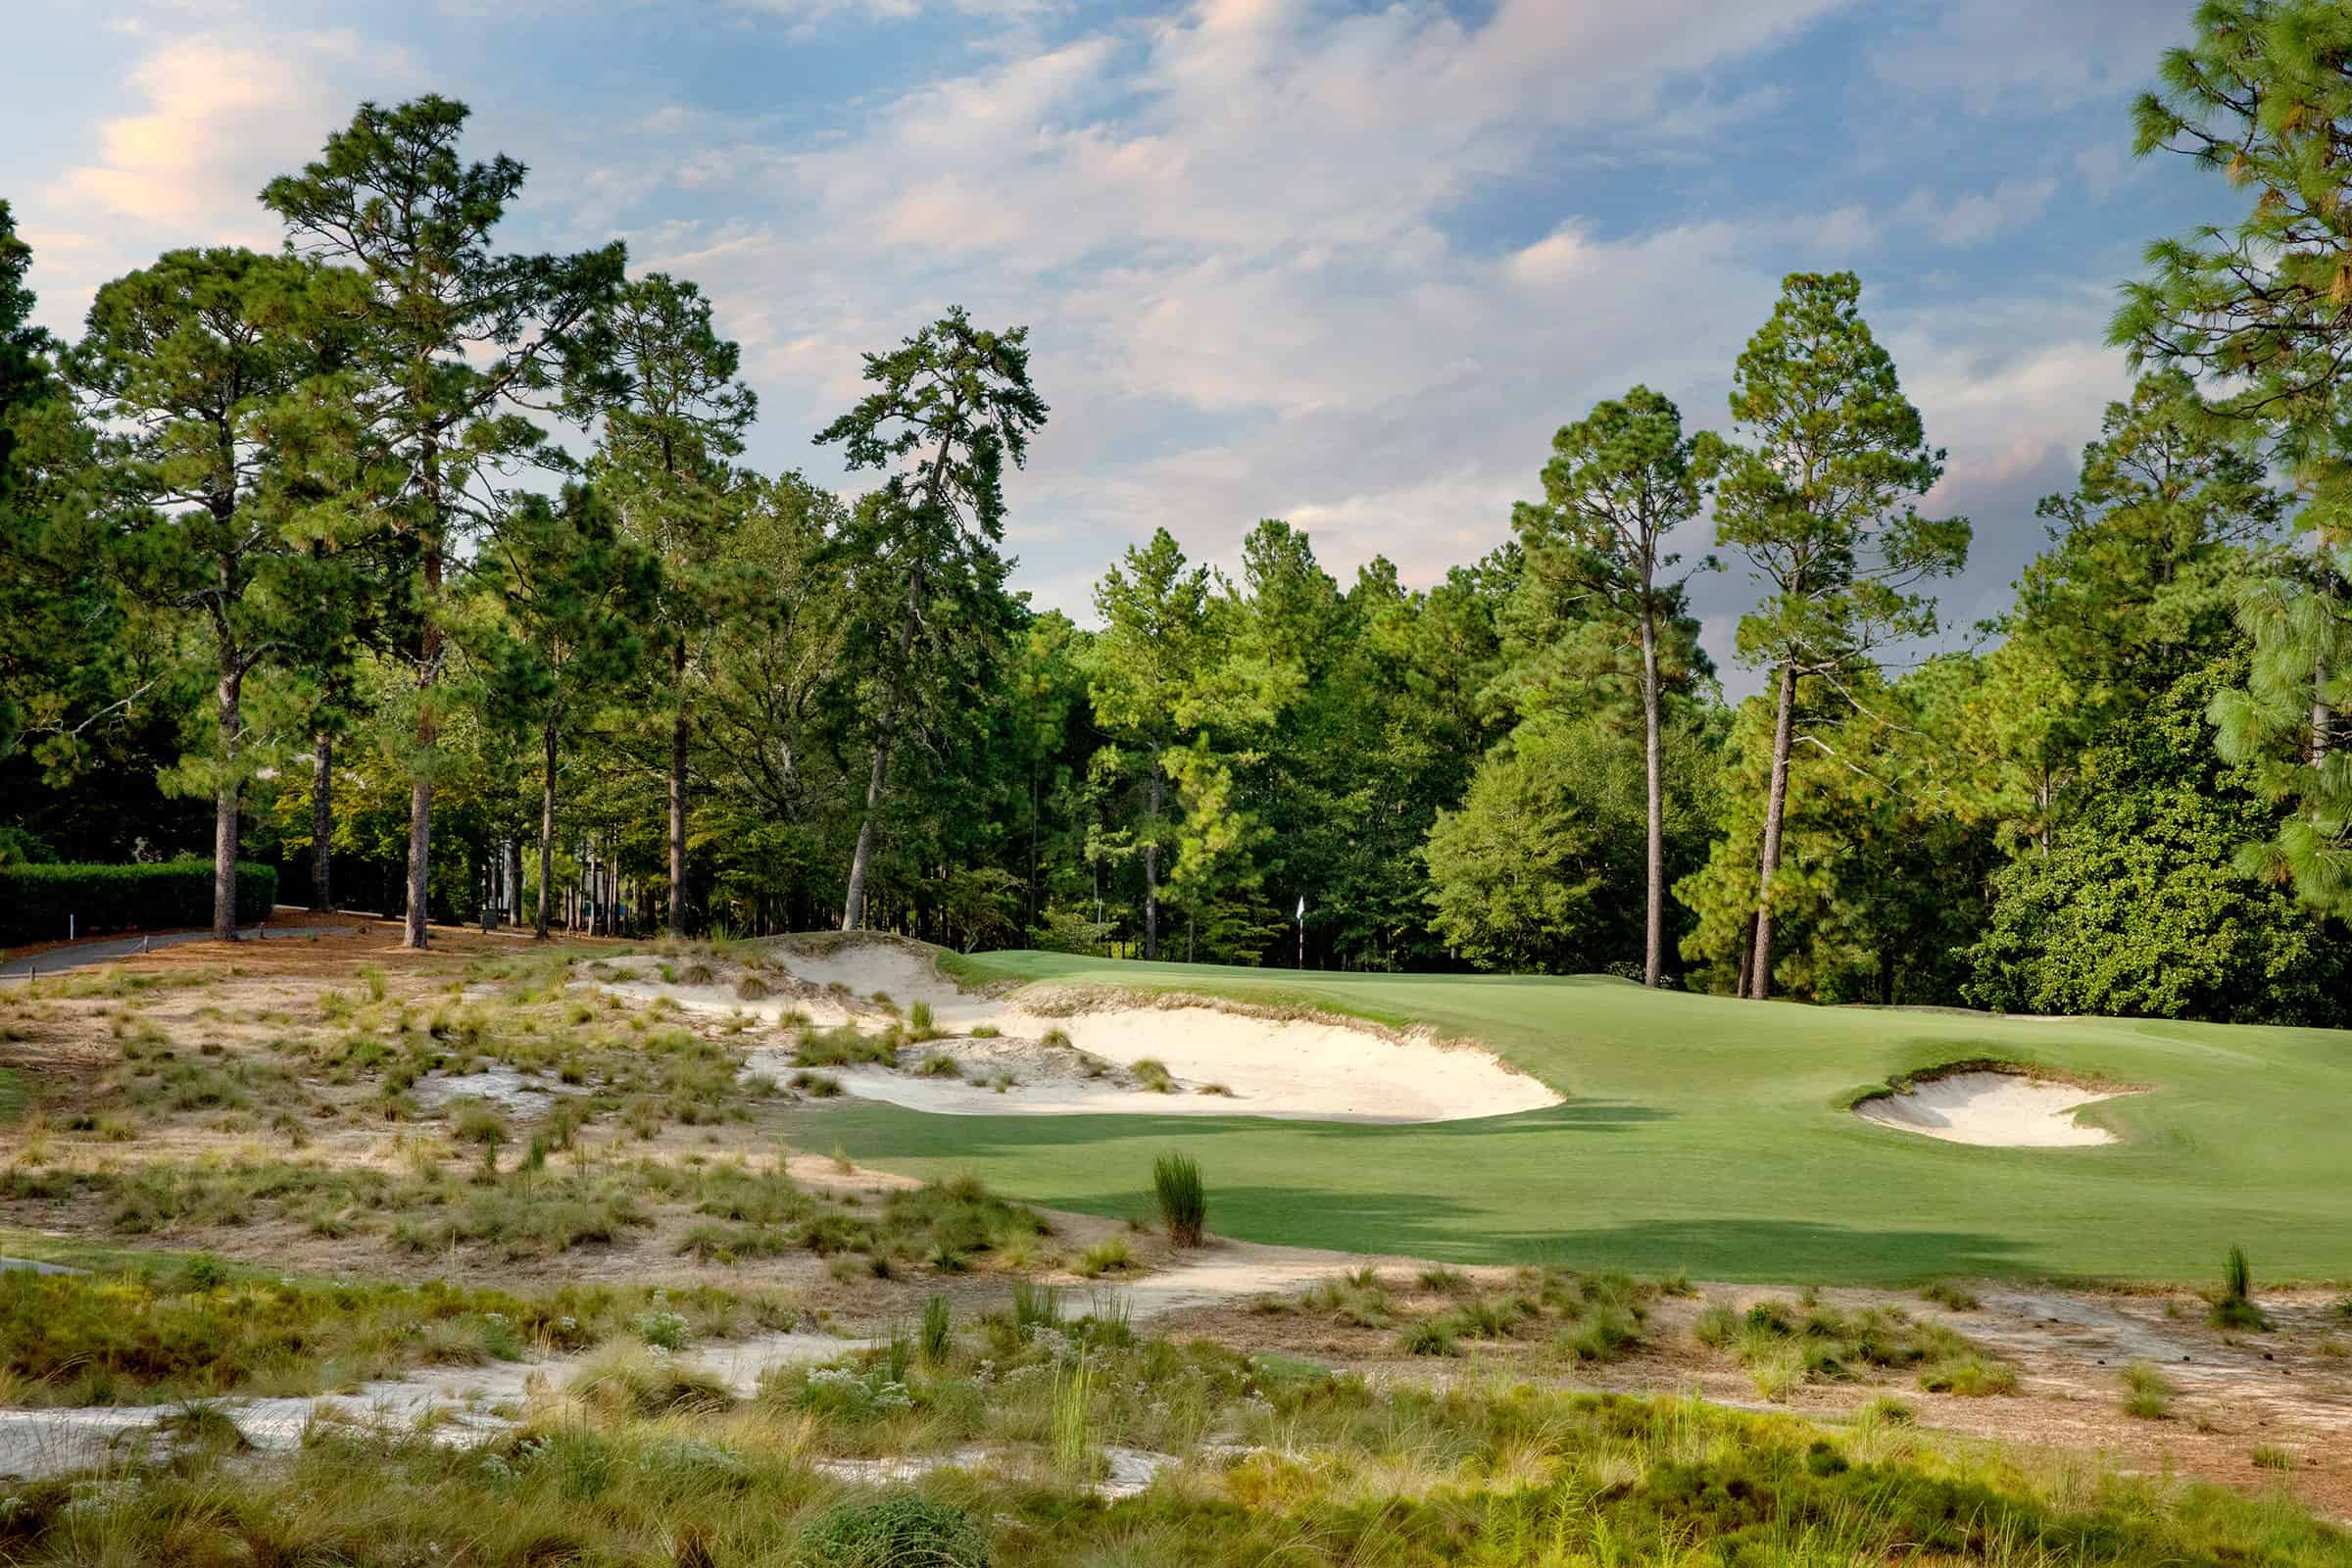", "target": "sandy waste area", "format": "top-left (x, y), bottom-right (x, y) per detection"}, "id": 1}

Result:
top-left (598, 940), bottom-right (1561, 1124)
